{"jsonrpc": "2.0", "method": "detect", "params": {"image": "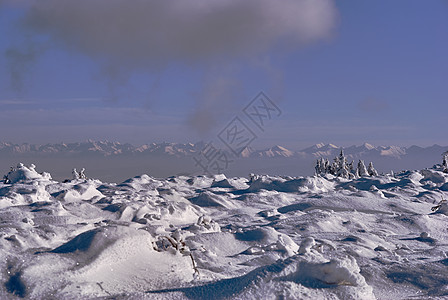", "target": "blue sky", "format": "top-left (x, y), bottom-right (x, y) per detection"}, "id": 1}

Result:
top-left (0, 0), bottom-right (447, 149)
